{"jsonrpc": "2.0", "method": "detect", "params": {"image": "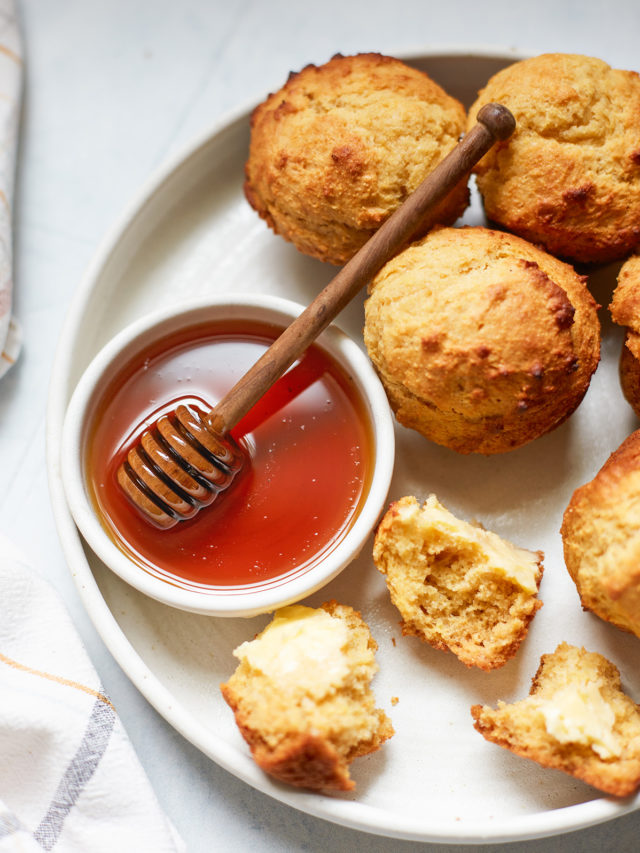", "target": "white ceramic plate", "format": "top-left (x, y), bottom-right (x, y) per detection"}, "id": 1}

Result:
top-left (47, 49), bottom-right (640, 844)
